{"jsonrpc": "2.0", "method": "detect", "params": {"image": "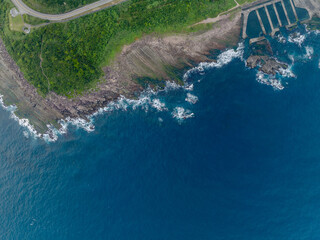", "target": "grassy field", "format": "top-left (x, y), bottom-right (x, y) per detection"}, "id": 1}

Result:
top-left (1, 0), bottom-right (249, 97)
top-left (236, 0), bottom-right (256, 5)
top-left (9, 14), bottom-right (24, 32)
